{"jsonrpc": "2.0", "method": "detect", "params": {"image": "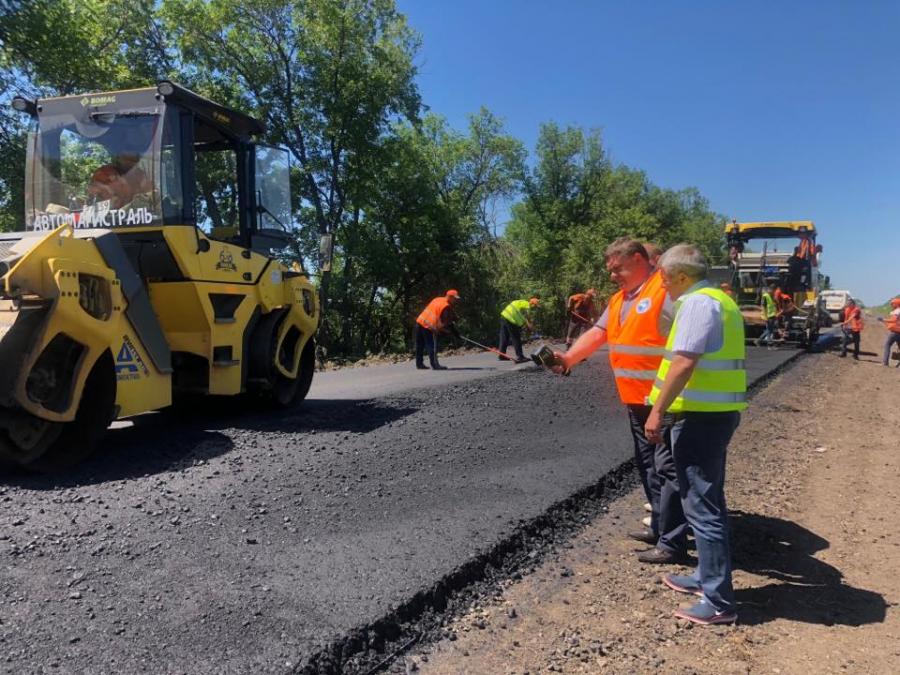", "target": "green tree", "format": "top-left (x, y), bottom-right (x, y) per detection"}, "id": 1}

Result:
top-left (161, 0), bottom-right (422, 333)
top-left (505, 122), bottom-right (725, 333)
top-left (329, 110), bottom-right (524, 354)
